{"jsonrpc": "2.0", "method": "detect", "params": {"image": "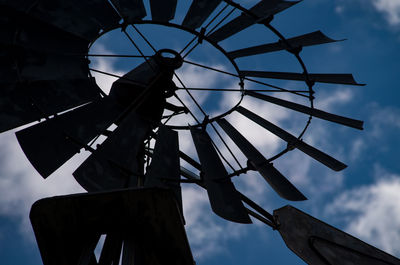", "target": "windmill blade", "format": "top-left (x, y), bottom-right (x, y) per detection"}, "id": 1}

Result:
top-left (3, 0), bottom-right (102, 41)
top-left (0, 78), bottom-right (101, 133)
top-left (149, 0), bottom-right (178, 22)
top-left (228, 30), bottom-right (341, 58)
top-left (18, 50), bottom-right (88, 82)
top-left (145, 125), bottom-right (182, 212)
top-left (236, 106), bottom-right (347, 171)
top-left (245, 90), bottom-right (364, 130)
top-left (190, 127), bottom-right (252, 223)
top-left (182, 0), bottom-right (222, 29)
top-left (110, 0), bottom-right (147, 23)
top-left (217, 118), bottom-right (306, 201)
top-left (16, 97), bottom-right (123, 178)
top-left (73, 0), bottom-right (121, 31)
top-left (241, 70), bottom-right (363, 86)
top-left (73, 112), bottom-right (152, 191)
top-left (208, 0), bottom-right (300, 43)
top-left (0, 6), bottom-right (89, 54)
top-left (274, 205), bottom-right (400, 265)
